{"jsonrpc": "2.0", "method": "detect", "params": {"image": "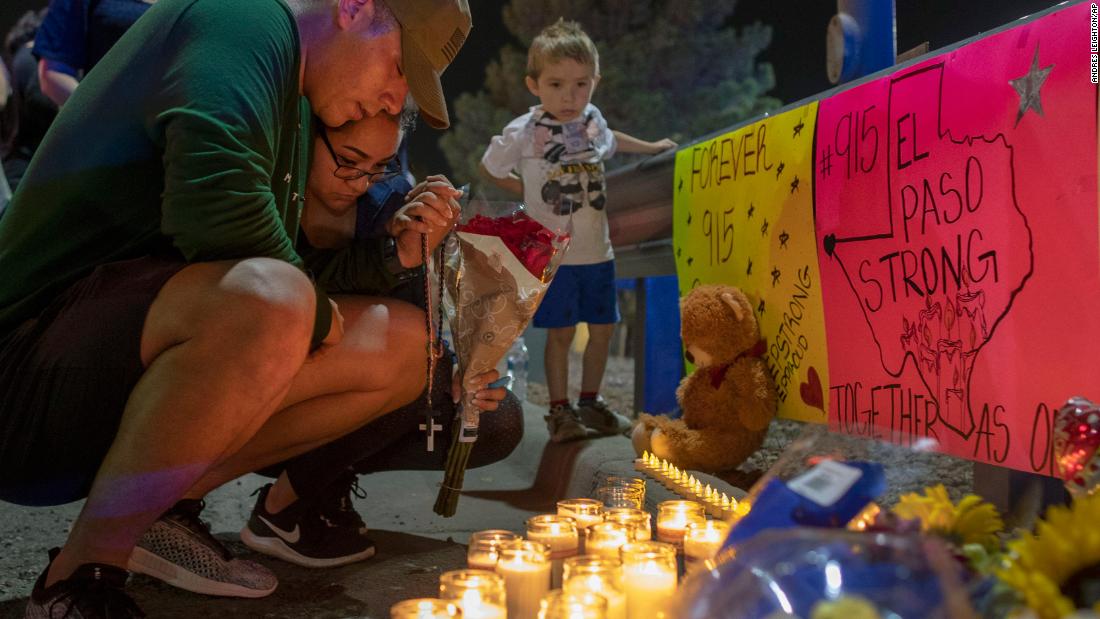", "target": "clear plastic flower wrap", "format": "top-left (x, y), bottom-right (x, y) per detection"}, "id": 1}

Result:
top-left (675, 528), bottom-right (975, 619)
top-left (433, 197), bottom-right (570, 516)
